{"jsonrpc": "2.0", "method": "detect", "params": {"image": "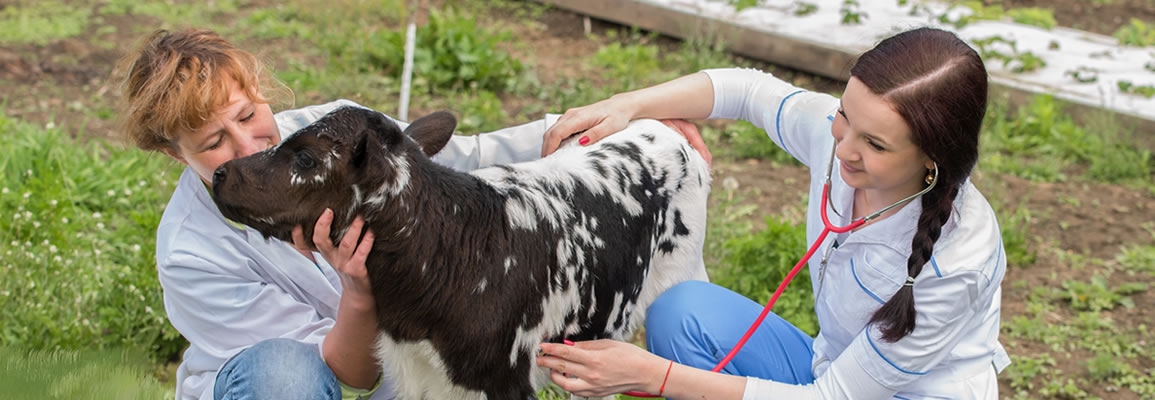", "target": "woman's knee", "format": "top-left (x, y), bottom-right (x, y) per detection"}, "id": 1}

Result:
top-left (215, 338), bottom-right (339, 400)
top-left (647, 280), bottom-right (725, 328)
top-left (246, 338), bottom-right (326, 368)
